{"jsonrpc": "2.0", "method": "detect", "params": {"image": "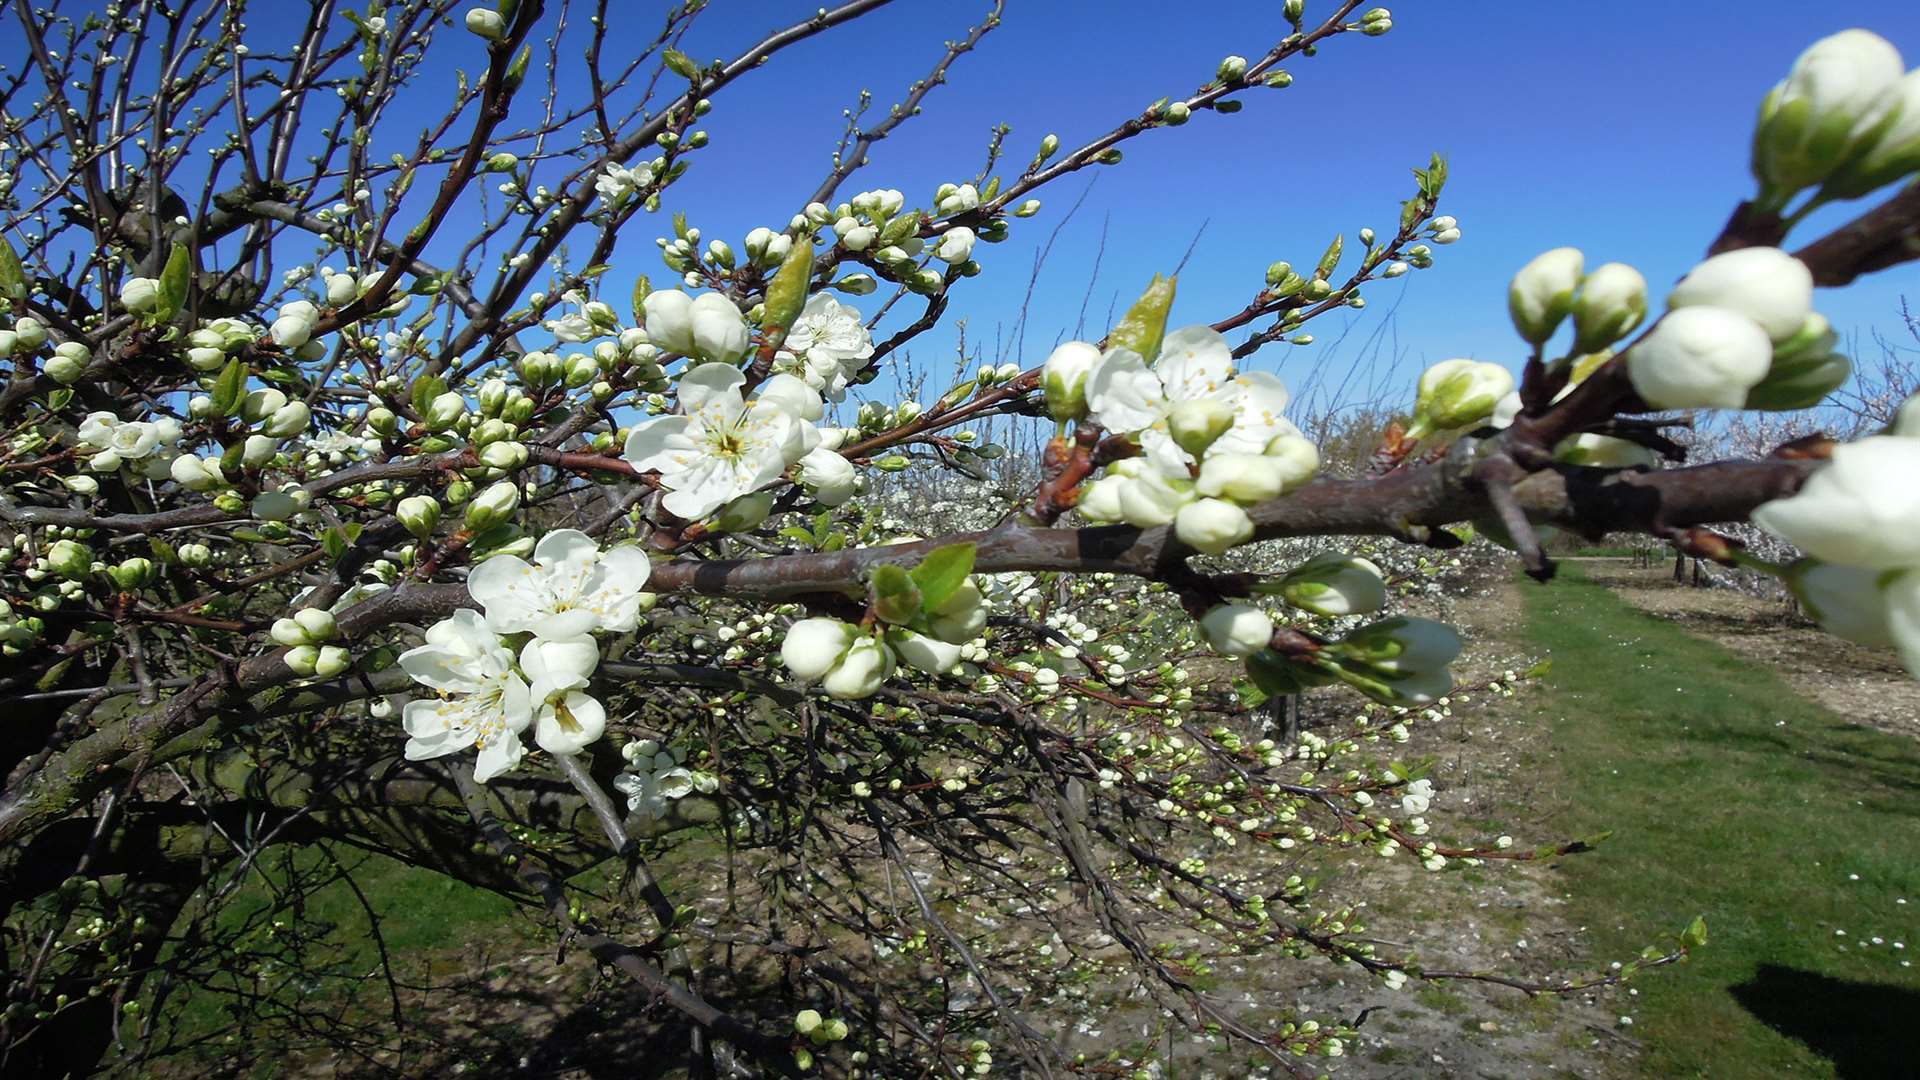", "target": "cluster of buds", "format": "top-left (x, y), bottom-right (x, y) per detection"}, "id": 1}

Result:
top-left (1626, 247), bottom-right (1840, 411)
top-left (270, 607), bottom-right (351, 677)
top-left (779, 558), bottom-right (989, 700)
top-left (1751, 29), bottom-right (1920, 213)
